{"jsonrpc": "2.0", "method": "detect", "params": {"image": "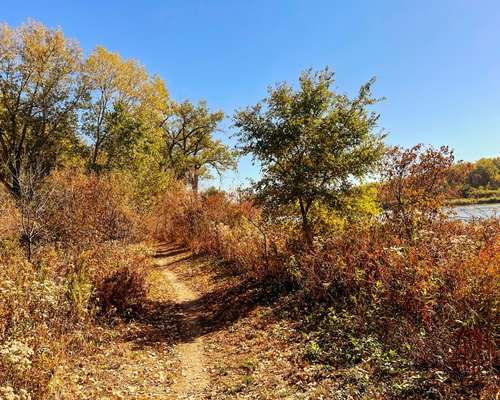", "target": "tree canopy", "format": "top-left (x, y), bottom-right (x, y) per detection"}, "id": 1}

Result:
top-left (0, 20), bottom-right (85, 197)
top-left (467, 157), bottom-right (500, 189)
top-left (234, 68), bottom-right (384, 244)
top-left (162, 100), bottom-right (236, 194)
top-left (81, 46), bottom-right (169, 173)
top-left (0, 20), bottom-right (238, 204)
